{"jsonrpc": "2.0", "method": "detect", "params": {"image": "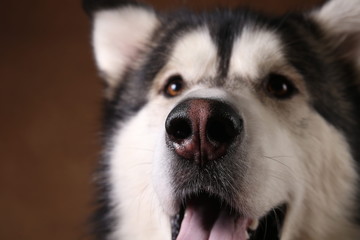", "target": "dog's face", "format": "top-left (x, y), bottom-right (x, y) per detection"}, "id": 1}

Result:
top-left (85, 0), bottom-right (360, 239)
